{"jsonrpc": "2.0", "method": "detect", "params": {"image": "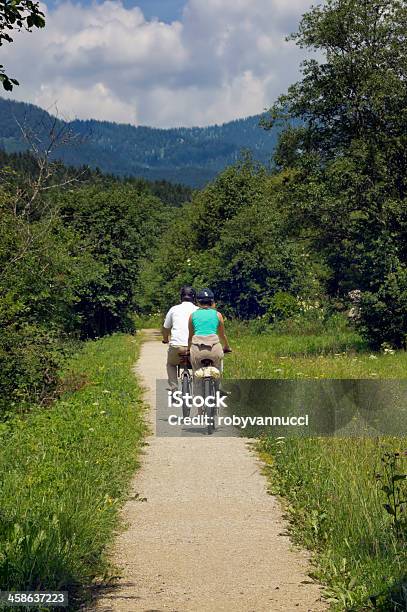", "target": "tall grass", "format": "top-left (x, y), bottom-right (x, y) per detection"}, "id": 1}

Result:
top-left (225, 323), bottom-right (407, 379)
top-left (133, 312), bottom-right (163, 329)
top-left (259, 437), bottom-right (406, 610)
top-left (225, 320), bottom-right (407, 610)
top-left (0, 334), bottom-right (147, 609)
